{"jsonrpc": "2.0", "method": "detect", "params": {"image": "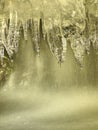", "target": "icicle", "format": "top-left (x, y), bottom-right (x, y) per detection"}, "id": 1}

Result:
top-left (1, 19), bottom-right (6, 47)
top-left (13, 28), bottom-right (20, 53)
top-left (0, 45), bottom-right (4, 65)
top-left (71, 36), bottom-right (85, 66)
top-left (0, 19), bottom-right (6, 64)
top-left (32, 20), bottom-right (40, 56)
top-left (0, 30), bottom-right (3, 65)
top-left (23, 22), bottom-right (28, 41)
top-left (42, 23), bottom-right (46, 40)
top-left (61, 37), bottom-right (67, 62)
top-left (15, 11), bottom-right (18, 27)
